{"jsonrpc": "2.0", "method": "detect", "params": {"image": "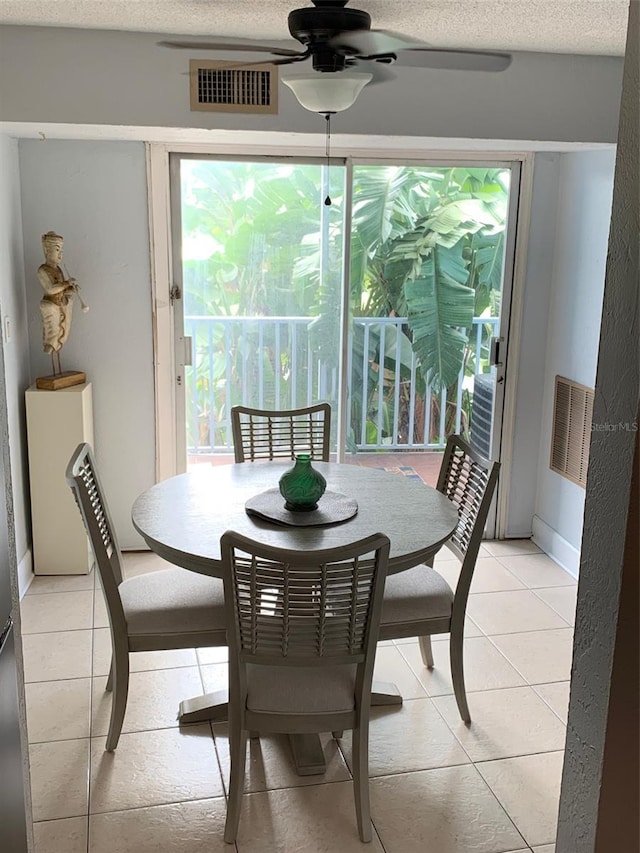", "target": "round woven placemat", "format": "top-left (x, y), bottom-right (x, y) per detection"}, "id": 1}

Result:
top-left (245, 488), bottom-right (358, 527)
